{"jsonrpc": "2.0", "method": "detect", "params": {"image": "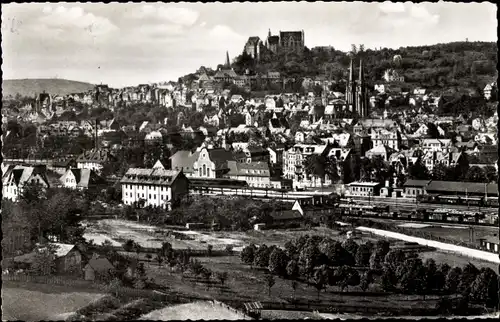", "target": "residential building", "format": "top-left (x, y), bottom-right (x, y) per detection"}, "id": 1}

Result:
top-left (169, 150), bottom-right (201, 177)
top-left (383, 69), bottom-right (405, 83)
top-left (120, 167), bottom-right (189, 209)
top-left (283, 144), bottom-right (331, 189)
top-left (226, 161), bottom-right (272, 188)
top-left (371, 128), bottom-right (401, 151)
top-left (76, 150), bottom-right (116, 173)
top-left (59, 168), bottom-right (106, 190)
top-left (2, 165), bottom-right (50, 201)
